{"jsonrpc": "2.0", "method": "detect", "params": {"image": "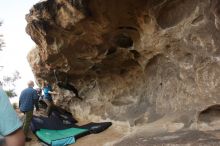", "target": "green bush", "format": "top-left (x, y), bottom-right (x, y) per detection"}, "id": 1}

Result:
top-left (12, 103), bottom-right (18, 109)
